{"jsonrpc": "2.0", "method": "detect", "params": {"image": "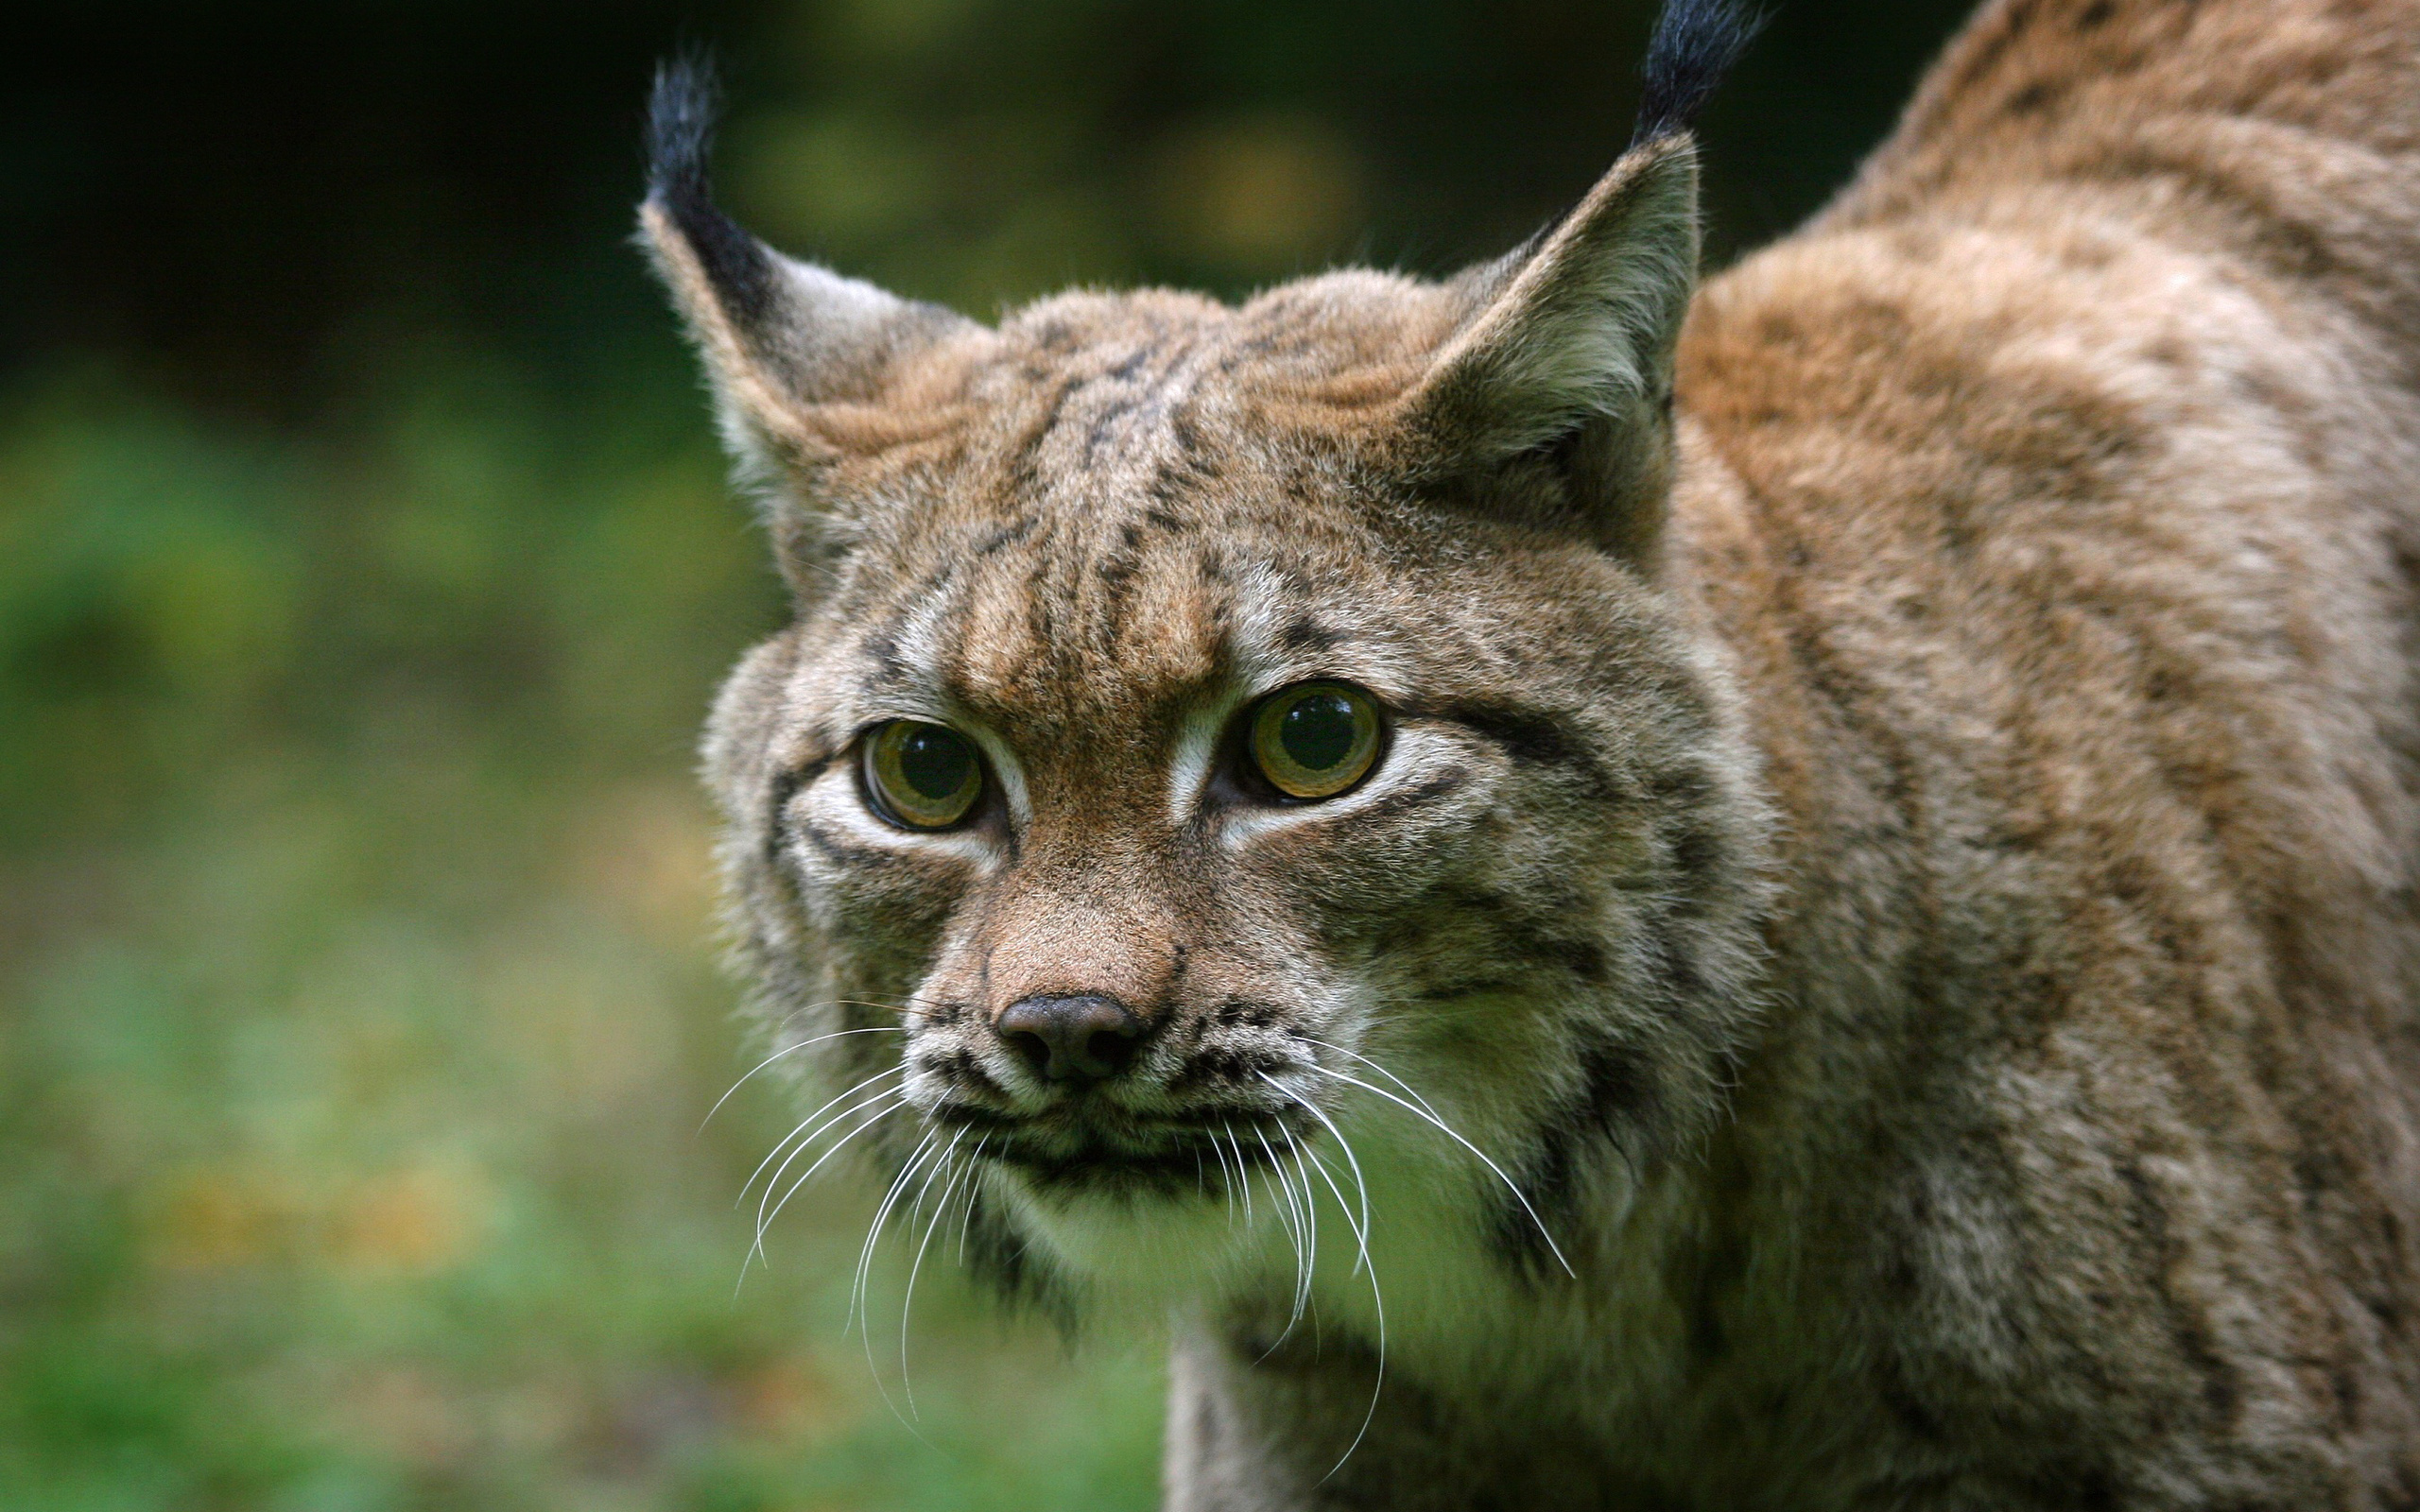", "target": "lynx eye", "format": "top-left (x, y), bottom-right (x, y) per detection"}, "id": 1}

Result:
top-left (1249, 681), bottom-right (1383, 800)
top-left (862, 720), bottom-right (983, 830)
